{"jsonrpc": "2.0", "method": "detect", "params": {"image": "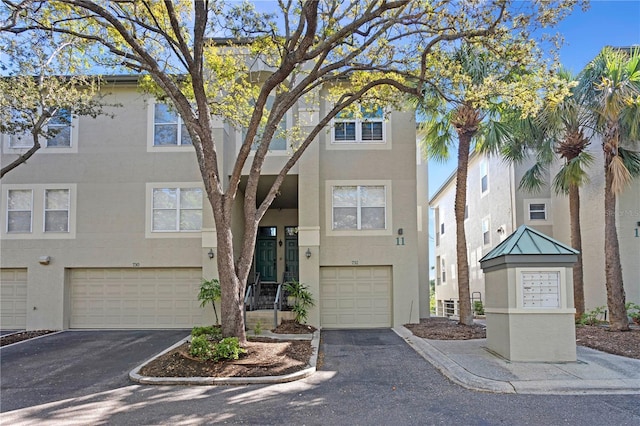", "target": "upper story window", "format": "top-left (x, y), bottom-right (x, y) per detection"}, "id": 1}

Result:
top-left (46, 109), bottom-right (72, 147)
top-left (7, 189), bottom-right (33, 233)
top-left (332, 185), bottom-right (386, 230)
top-left (333, 106), bottom-right (384, 144)
top-left (152, 187), bottom-right (202, 232)
top-left (2, 184), bottom-right (76, 239)
top-left (4, 109), bottom-right (77, 152)
top-left (44, 189), bottom-right (70, 232)
top-left (480, 159), bottom-right (489, 194)
top-left (528, 203), bottom-right (547, 220)
top-left (154, 103), bottom-right (192, 146)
